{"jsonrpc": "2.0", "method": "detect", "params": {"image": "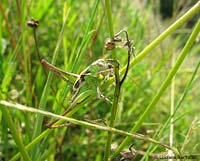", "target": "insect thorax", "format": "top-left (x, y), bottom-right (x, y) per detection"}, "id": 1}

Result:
top-left (72, 59), bottom-right (114, 91)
